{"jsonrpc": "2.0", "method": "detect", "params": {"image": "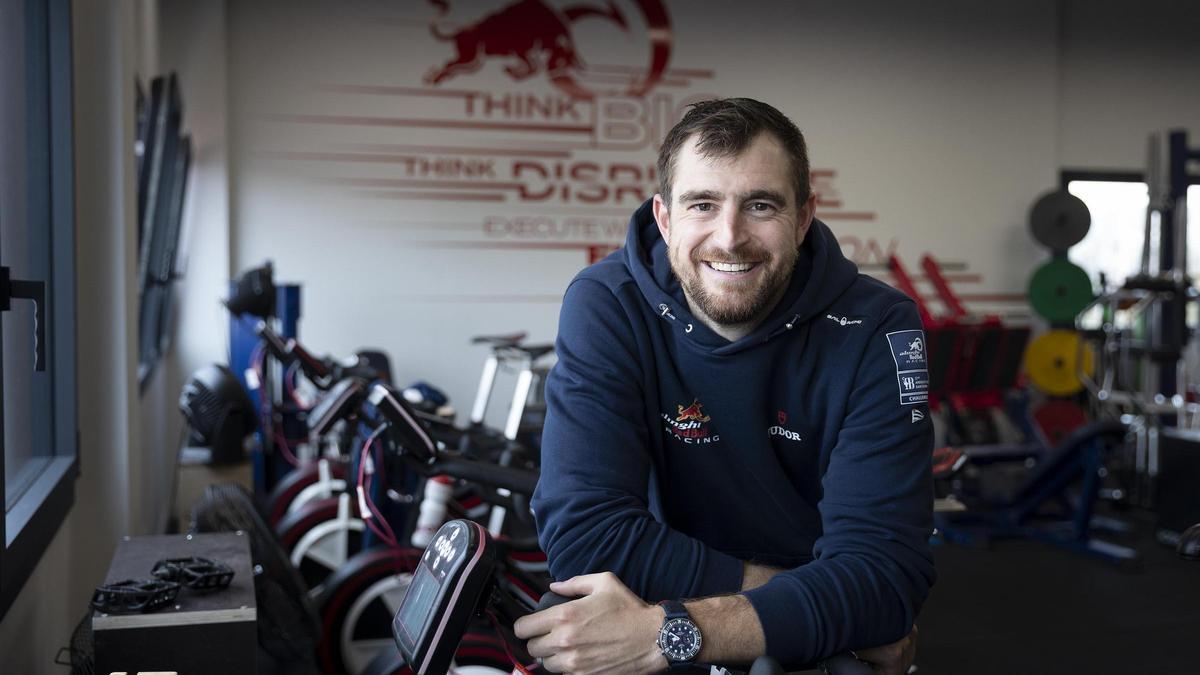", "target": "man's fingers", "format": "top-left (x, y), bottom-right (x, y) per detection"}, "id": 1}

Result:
top-left (514, 607), bottom-right (560, 640)
top-left (854, 626), bottom-right (918, 675)
top-left (548, 571), bottom-right (617, 597)
top-left (525, 634), bottom-right (555, 658)
top-left (538, 653), bottom-right (568, 674)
